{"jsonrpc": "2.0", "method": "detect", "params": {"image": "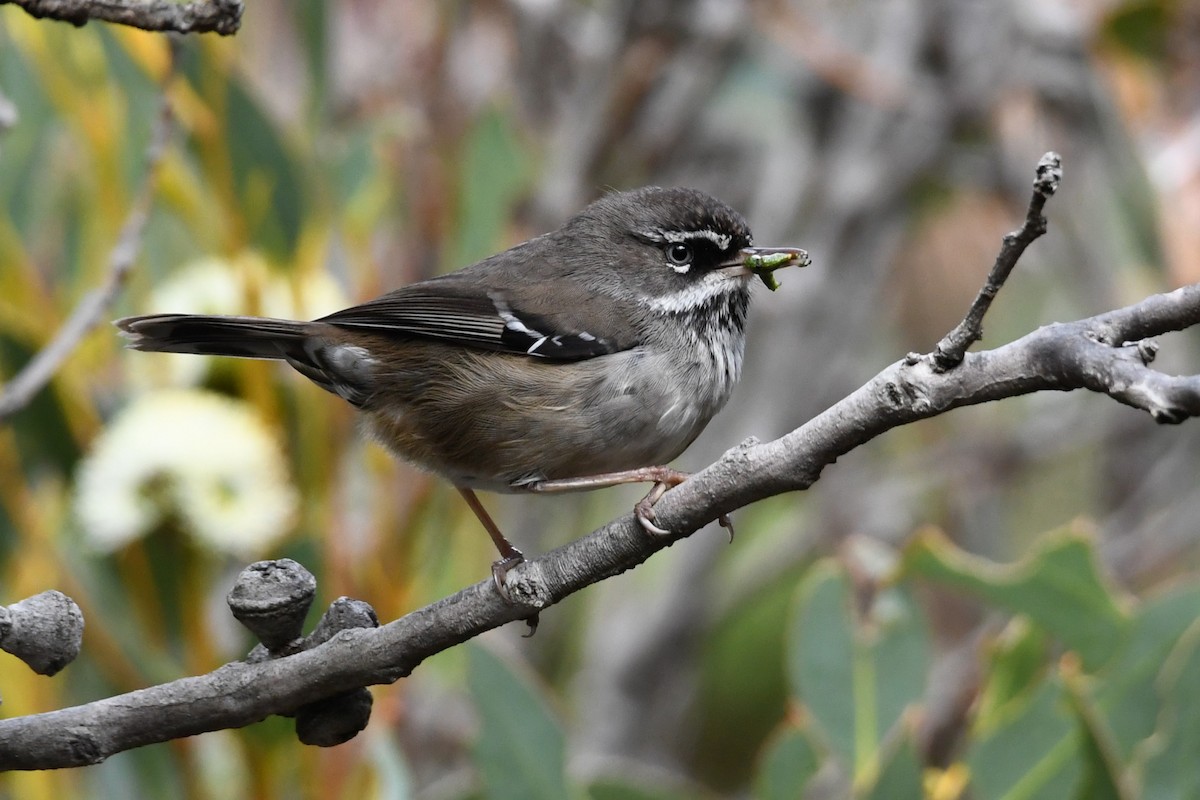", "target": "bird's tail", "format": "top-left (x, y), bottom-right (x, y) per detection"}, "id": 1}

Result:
top-left (115, 314), bottom-right (314, 360)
